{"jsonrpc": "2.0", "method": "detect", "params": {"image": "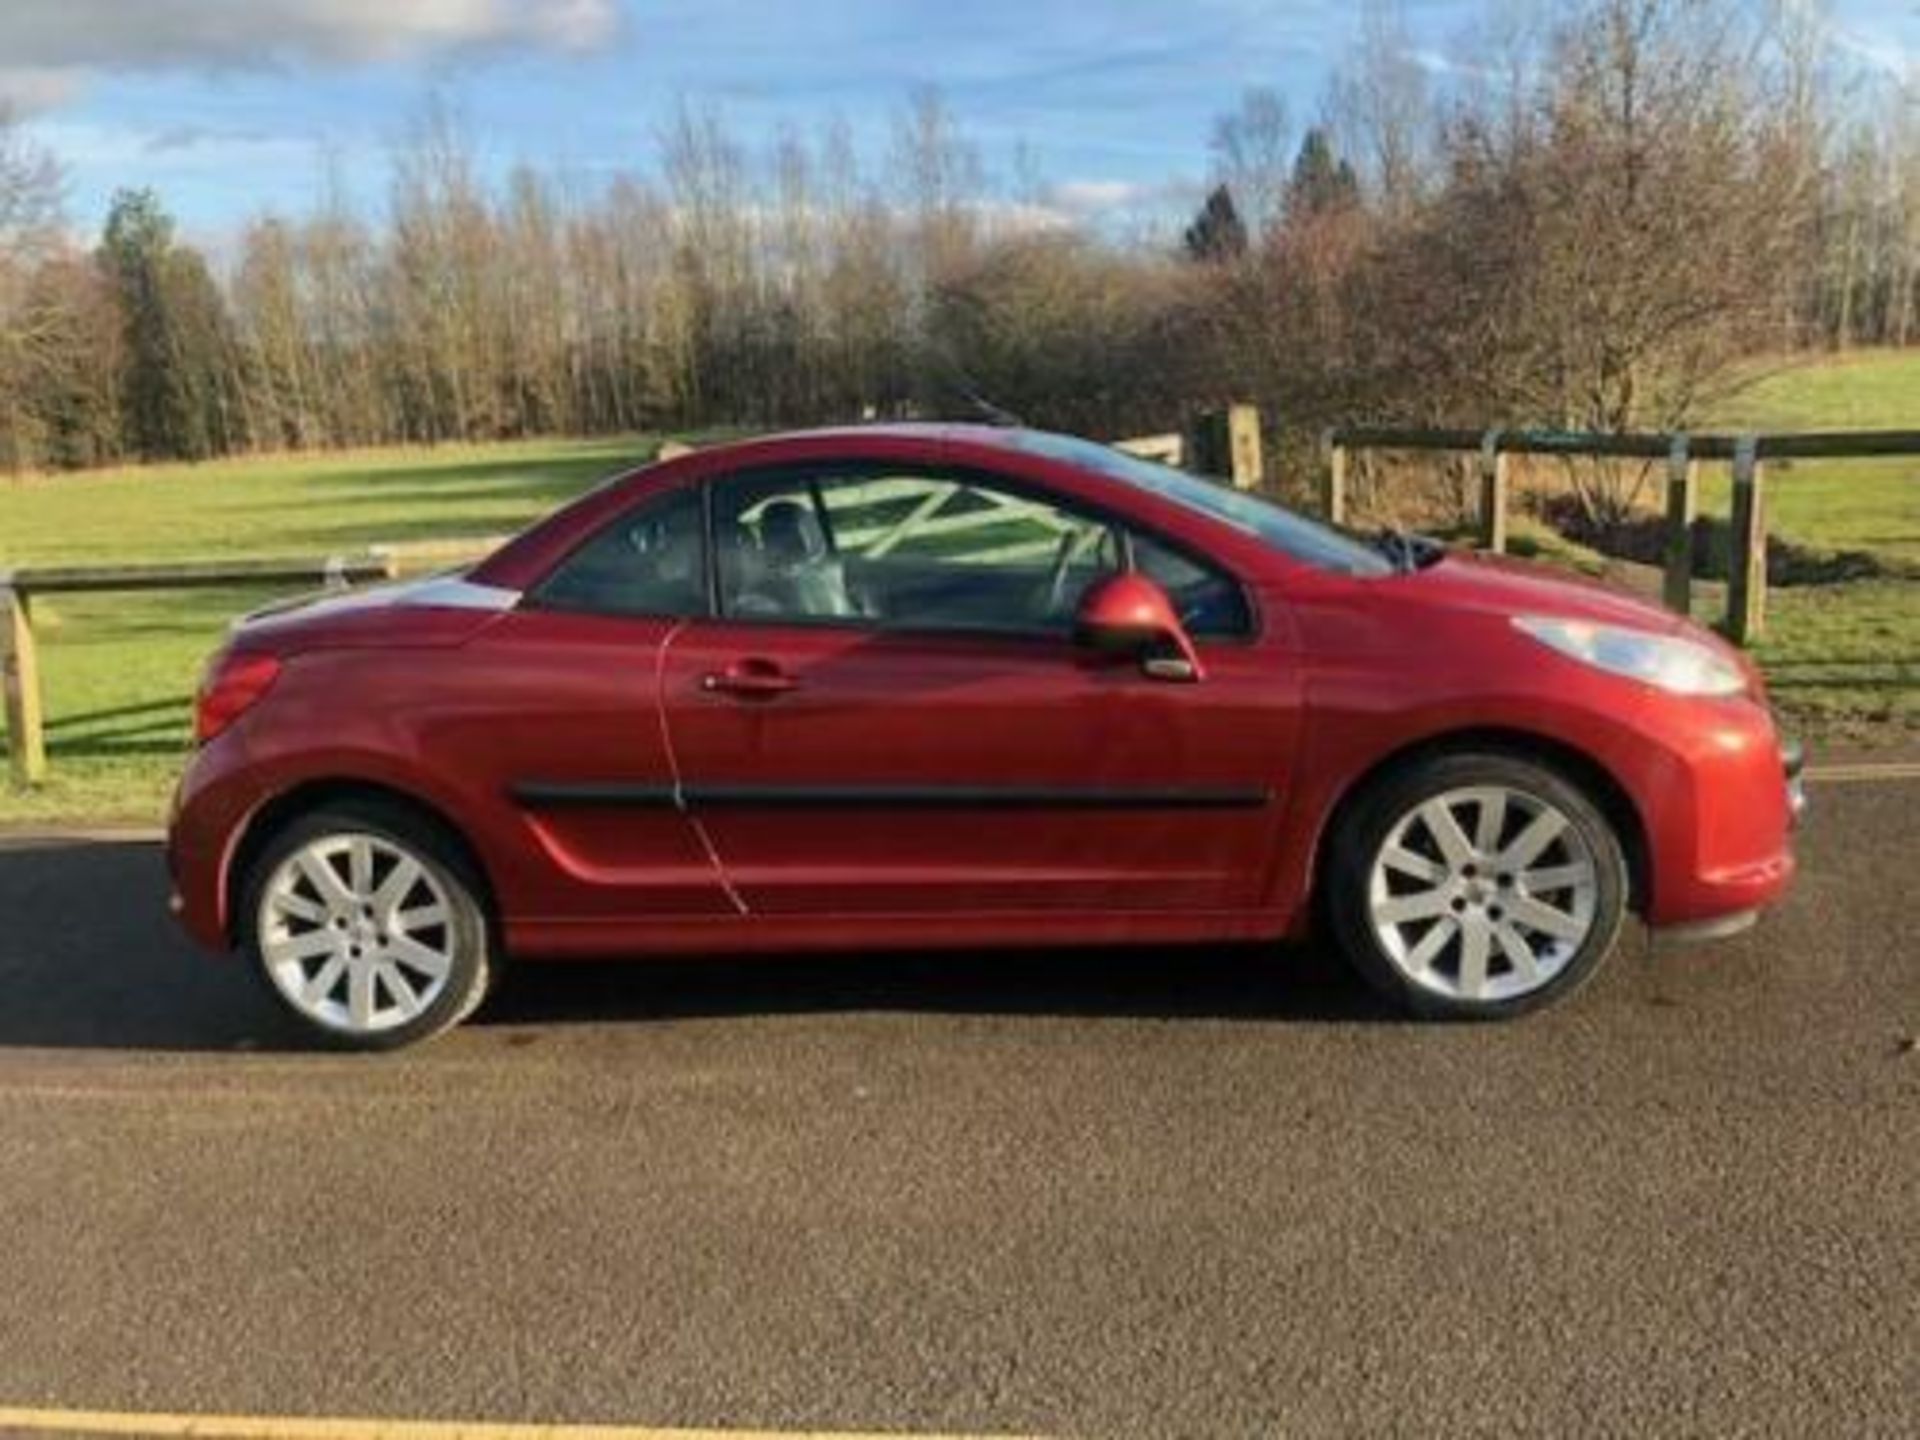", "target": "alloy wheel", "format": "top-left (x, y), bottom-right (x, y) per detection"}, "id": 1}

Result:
top-left (1366, 784), bottom-right (1600, 1004)
top-left (257, 833), bottom-right (458, 1035)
